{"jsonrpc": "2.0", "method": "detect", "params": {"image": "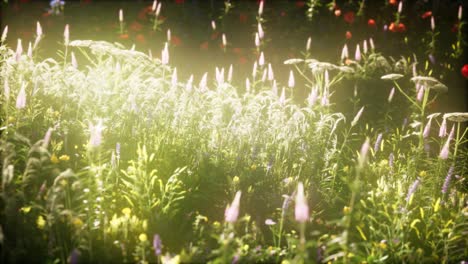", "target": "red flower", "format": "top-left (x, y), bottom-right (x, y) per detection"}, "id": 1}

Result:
top-left (461, 64), bottom-right (468, 78)
top-left (389, 22), bottom-right (397, 32)
top-left (421, 11), bottom-right (432, 19)
top-left (389, 0), bottom-right (397, 5)
top-left (200, 41), bottom-right (208, 50)
top-left (211, 32), bottom-right (219, 40)
top-left (238, 56), bottom-right (248, 65)
top-left (345, 31), bottom-right (352, 39)
top-left (368, 19), bottom-right (376, 27)
top-left (239, 13), bottom-right (248, 23)
top-left (171, 35), bottom-right (182, 47)
top-left (343, 11), bottom-right (355, 24)
top-left (296, 1), bottom-right (306, 8)
top-left (130, 21), bottom-right (143, 32)
top-left (119, 34), bottom-right (129, 39)
top-left (136, 34), bottom-right (146, 44)
top-left (397, 23), bottom-right (406, 32)
top-left (334, 9), bottom-right (341, 17)
top-left (233, 47), bottom-right (243, 55)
